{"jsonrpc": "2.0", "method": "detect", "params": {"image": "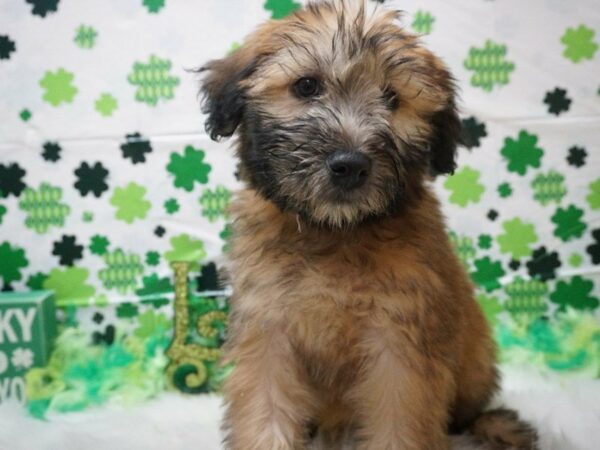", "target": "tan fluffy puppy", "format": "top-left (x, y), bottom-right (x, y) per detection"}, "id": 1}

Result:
top-left (199, 1), bottom-right (538, 449)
